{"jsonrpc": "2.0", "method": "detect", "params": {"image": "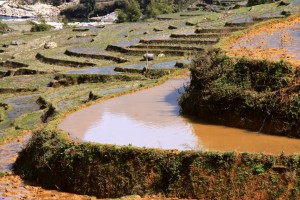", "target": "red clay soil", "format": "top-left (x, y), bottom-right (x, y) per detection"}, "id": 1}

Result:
top-left (0, 132), bottom-right (101, 199)
top-left (0, 133), bottom-right (187, 199)
top-left (225, 16), bottom-right (300, 67)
